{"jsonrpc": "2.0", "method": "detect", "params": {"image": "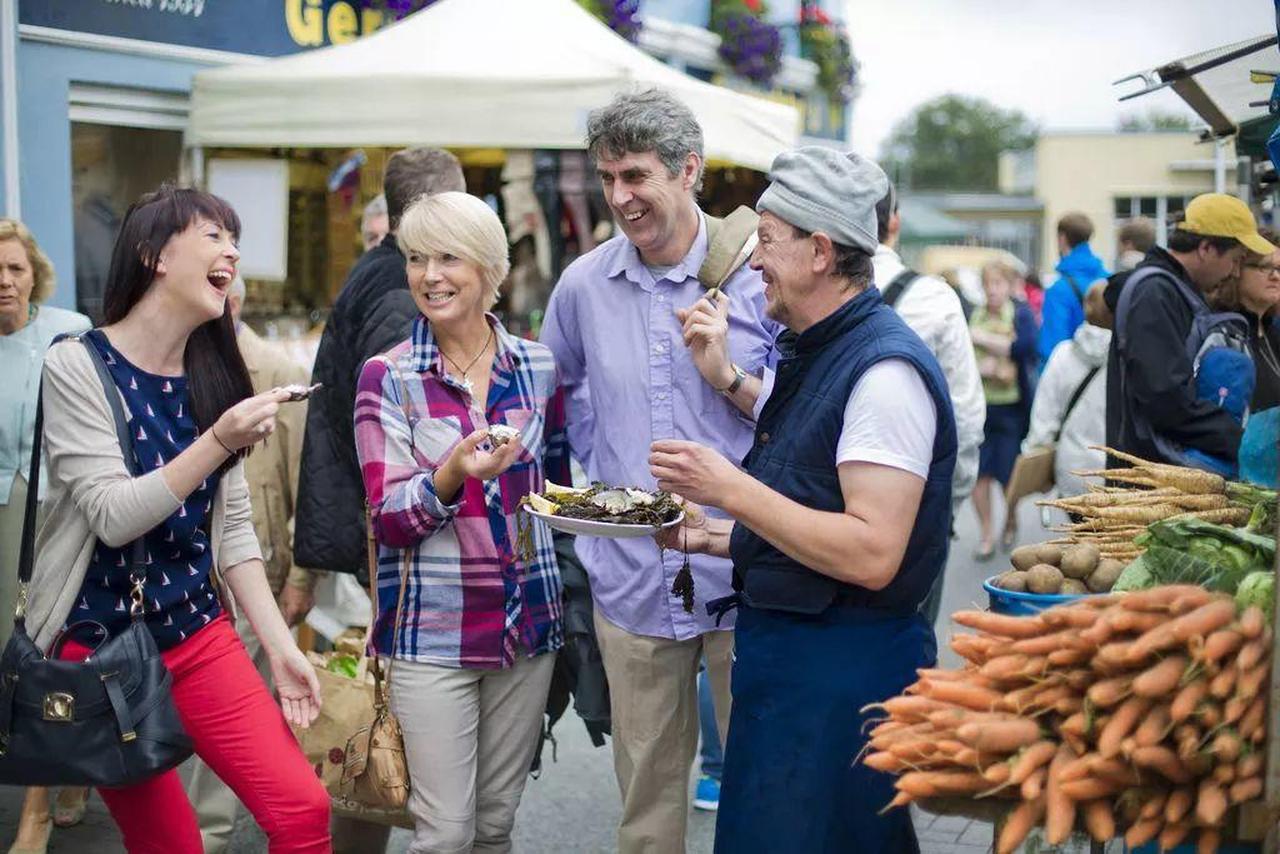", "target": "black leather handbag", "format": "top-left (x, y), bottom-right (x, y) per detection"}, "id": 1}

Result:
top-left (0, 336), bottom-right (192, 786)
